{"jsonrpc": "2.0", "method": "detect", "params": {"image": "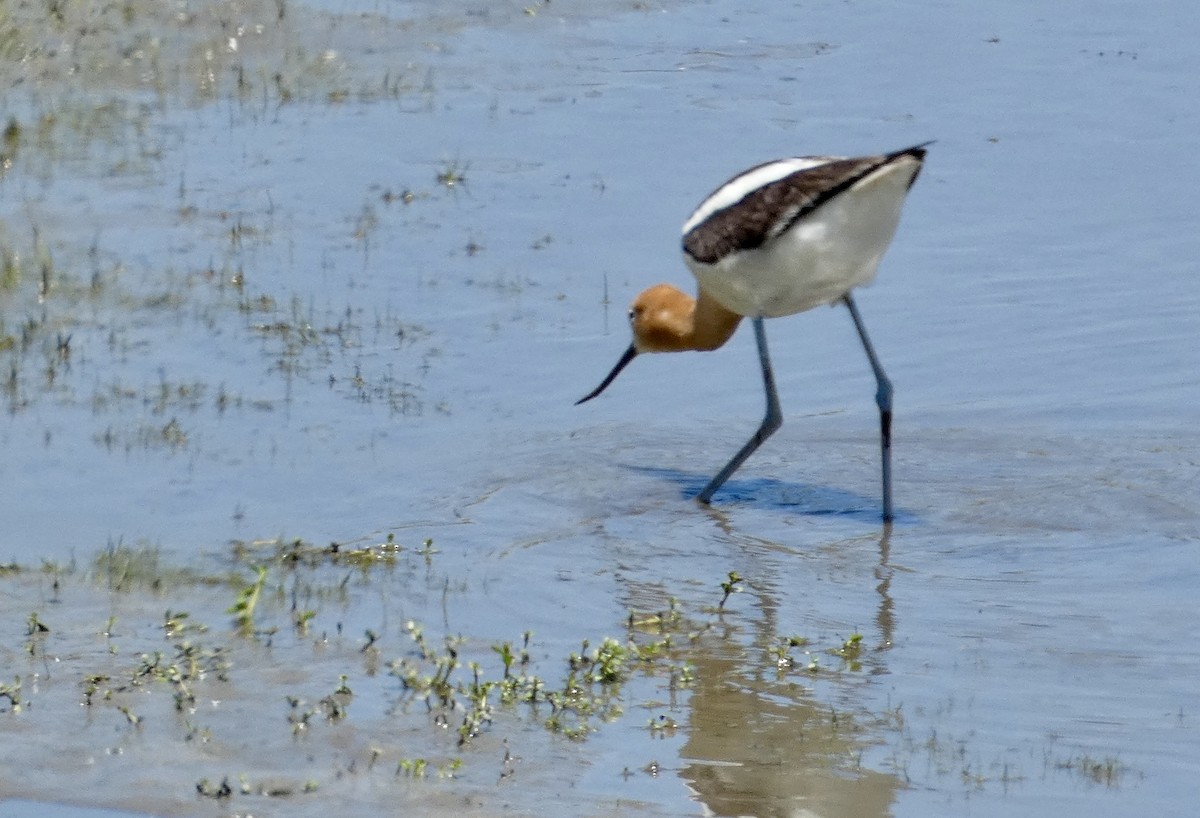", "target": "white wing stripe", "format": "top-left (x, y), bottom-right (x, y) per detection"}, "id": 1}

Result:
top-left (682, 156), bottom-right (841, 235)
